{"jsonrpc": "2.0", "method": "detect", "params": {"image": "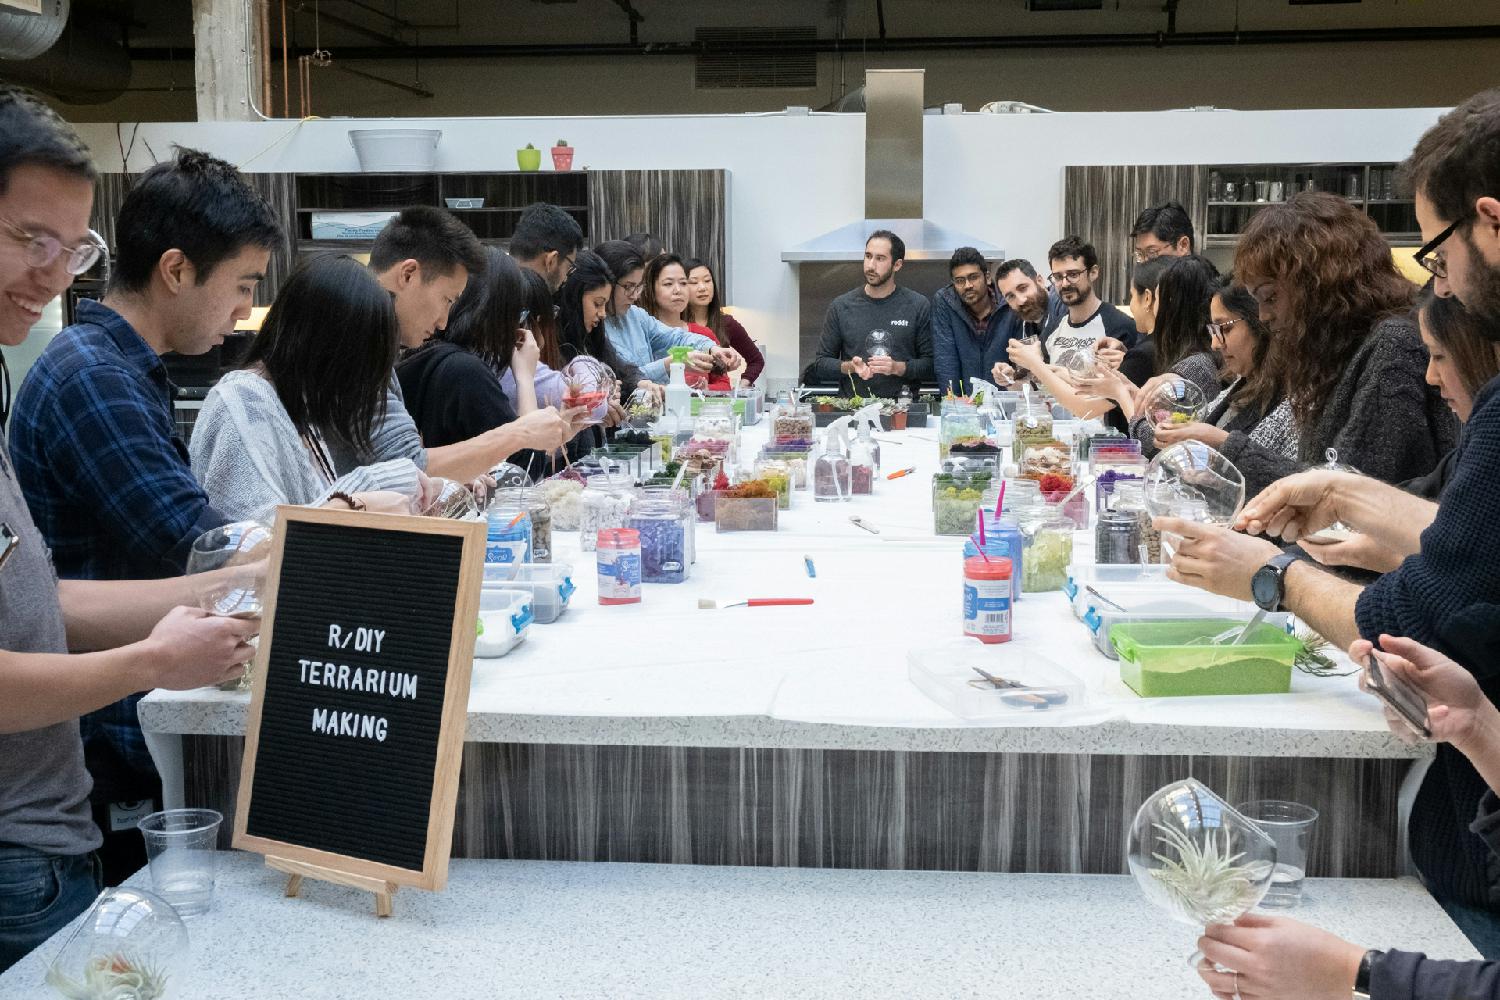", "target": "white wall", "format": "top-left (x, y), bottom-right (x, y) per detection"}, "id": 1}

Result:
top-left (73, 105), bottom-right (1448, 385)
